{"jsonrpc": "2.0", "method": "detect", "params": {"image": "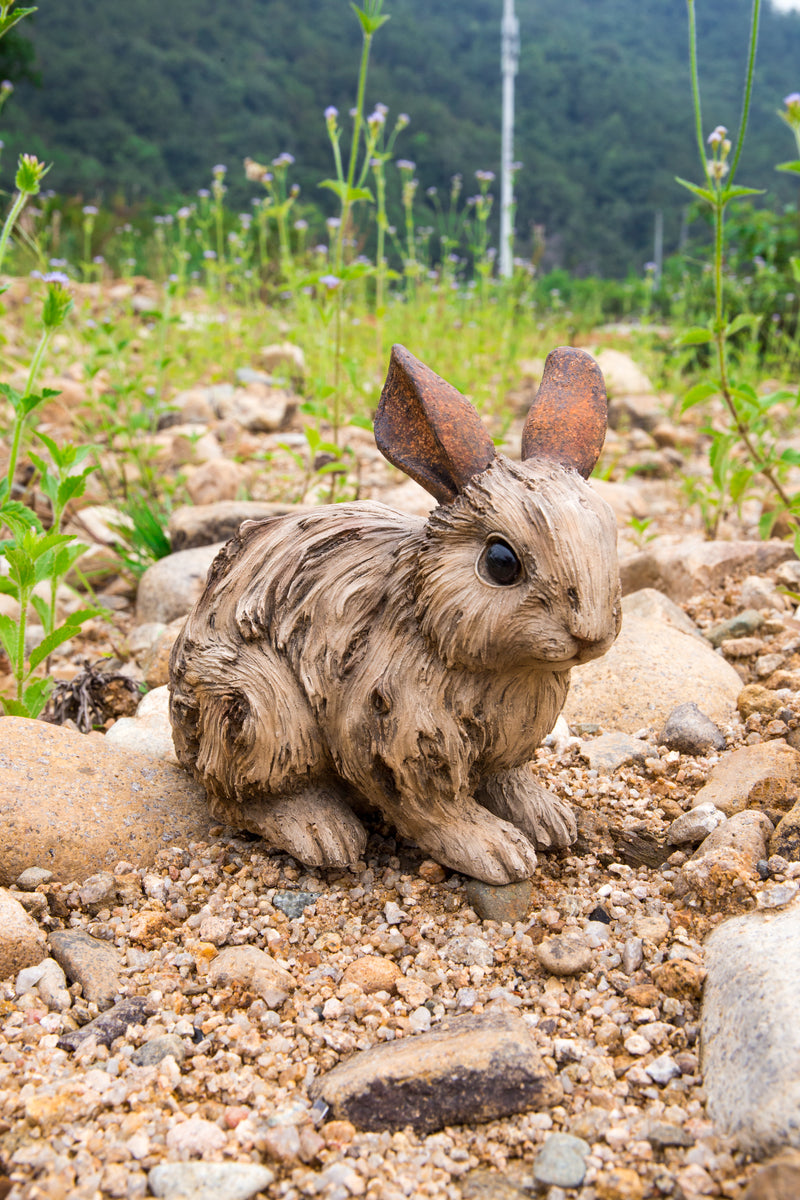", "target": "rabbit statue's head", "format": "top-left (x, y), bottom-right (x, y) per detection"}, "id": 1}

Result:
top-left (375, 345), bottom-right (621, 673)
